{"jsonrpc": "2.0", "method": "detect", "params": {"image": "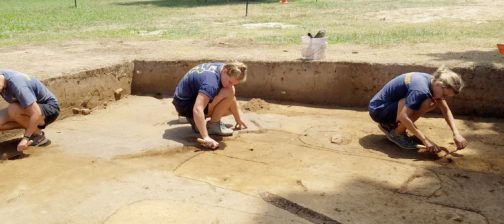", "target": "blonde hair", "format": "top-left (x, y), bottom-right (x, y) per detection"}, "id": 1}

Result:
top-left (432, 65), bottom-right (464, 94)
top-left (223, 61), bottom-right (247, 83)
